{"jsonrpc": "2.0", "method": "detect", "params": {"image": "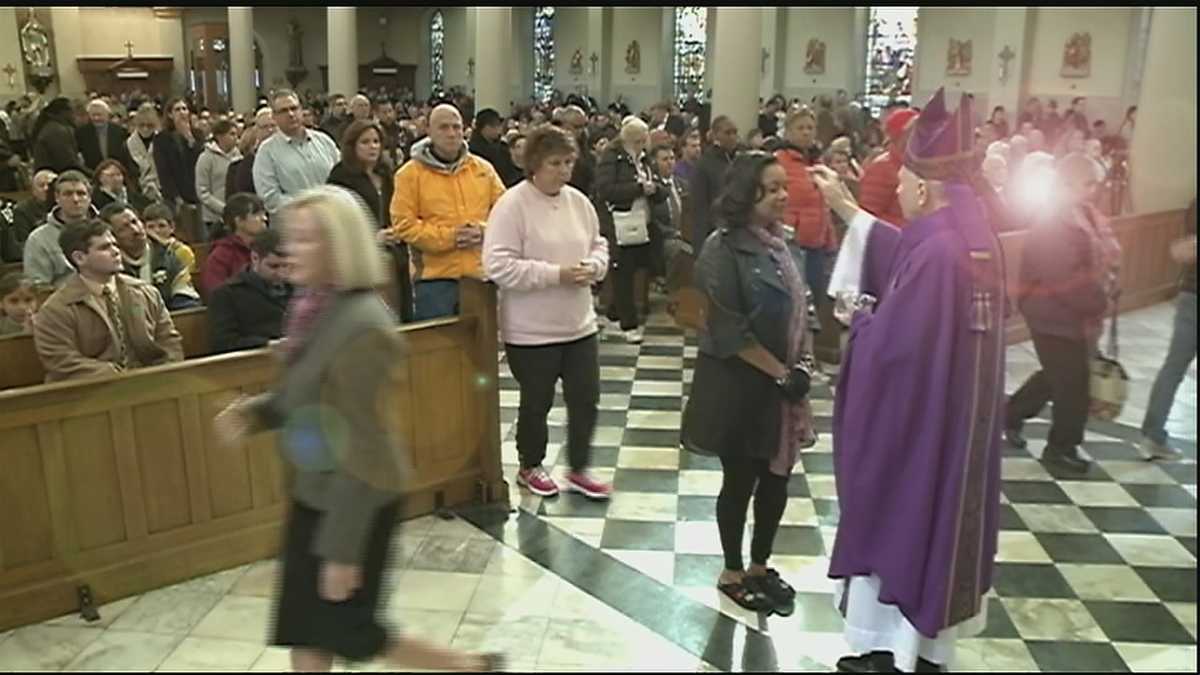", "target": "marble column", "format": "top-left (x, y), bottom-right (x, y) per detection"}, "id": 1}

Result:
top-left (473, 7), bottom-right (511, 113)
top-left (228, 7), bottom-right (255, 113)
top-left (588, 6), bottom-right (611, 106)
top-left (1130, 7), bottom-right (1196, 212)
top-left (326, 7), bottom-right (358, 96)
top-left (710, 7), bottom-right (762, 135)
